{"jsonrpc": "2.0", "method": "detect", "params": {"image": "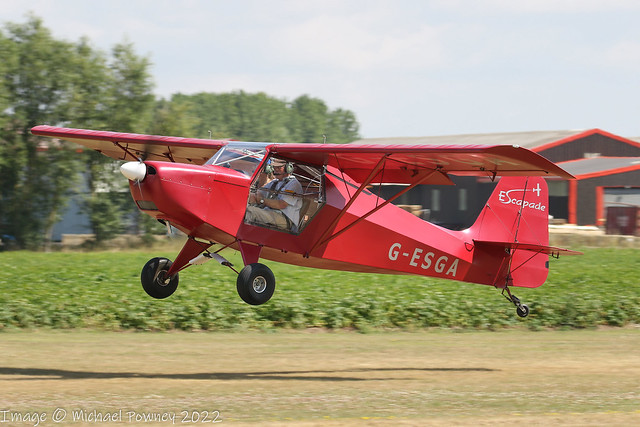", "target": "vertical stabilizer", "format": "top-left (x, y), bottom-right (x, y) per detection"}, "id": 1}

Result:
top-left (471, 176), bottom-right (550, 246)
top-left (469, 176), bottom-right (550, 288)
